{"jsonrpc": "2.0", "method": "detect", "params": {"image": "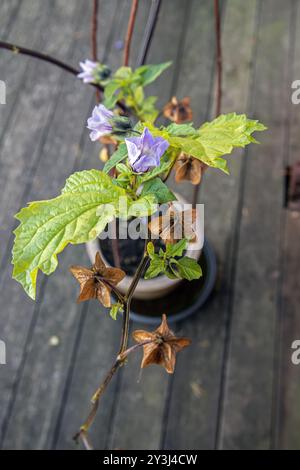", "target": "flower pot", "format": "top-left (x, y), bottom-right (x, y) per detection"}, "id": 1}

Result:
top-left (86, 235), bottom-right (217, 325)
top-left (130, 238), bottom-right (217, 325)
top-left (86, 193), bottom-right (203, 301)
